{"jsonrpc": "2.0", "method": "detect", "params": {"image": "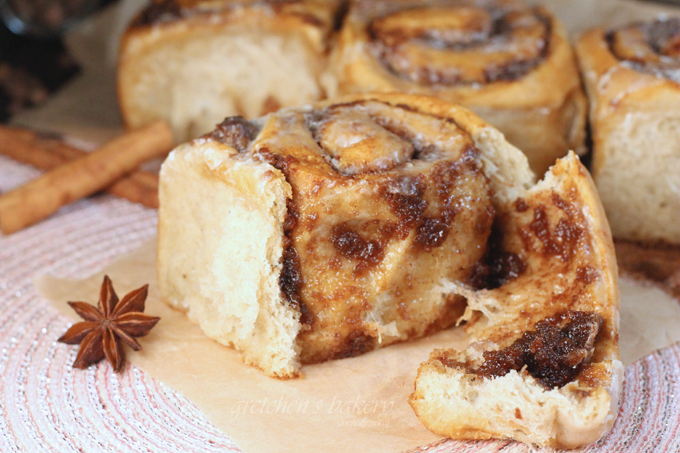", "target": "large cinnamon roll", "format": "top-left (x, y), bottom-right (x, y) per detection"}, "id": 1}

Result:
top-left (158, 93), bottom-right (620, 446)
top-left (158, 94), bottom-right (508, 376)
top-left (325, 0), bottom-right (587, 175)
top-left (576, 18), bottom-right (680, 244)
top-left (118, 0), bottom-right (343, 142)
